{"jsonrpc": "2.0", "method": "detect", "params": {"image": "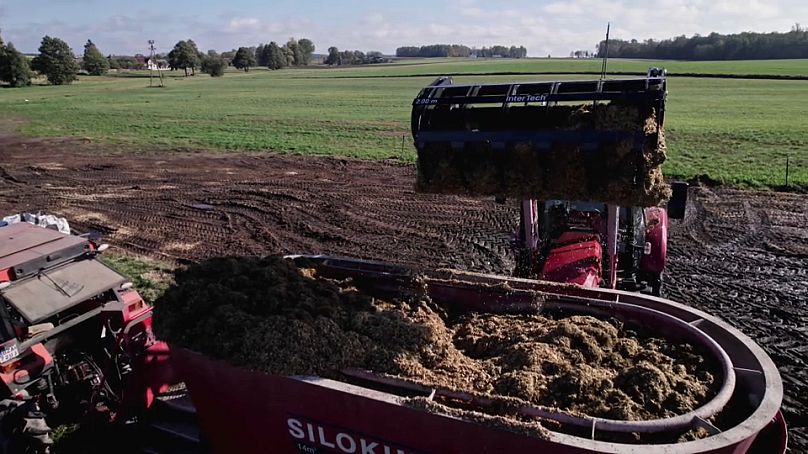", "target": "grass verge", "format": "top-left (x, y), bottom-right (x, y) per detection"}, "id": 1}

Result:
top-left (100, 253), bottom-right (174, 303)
